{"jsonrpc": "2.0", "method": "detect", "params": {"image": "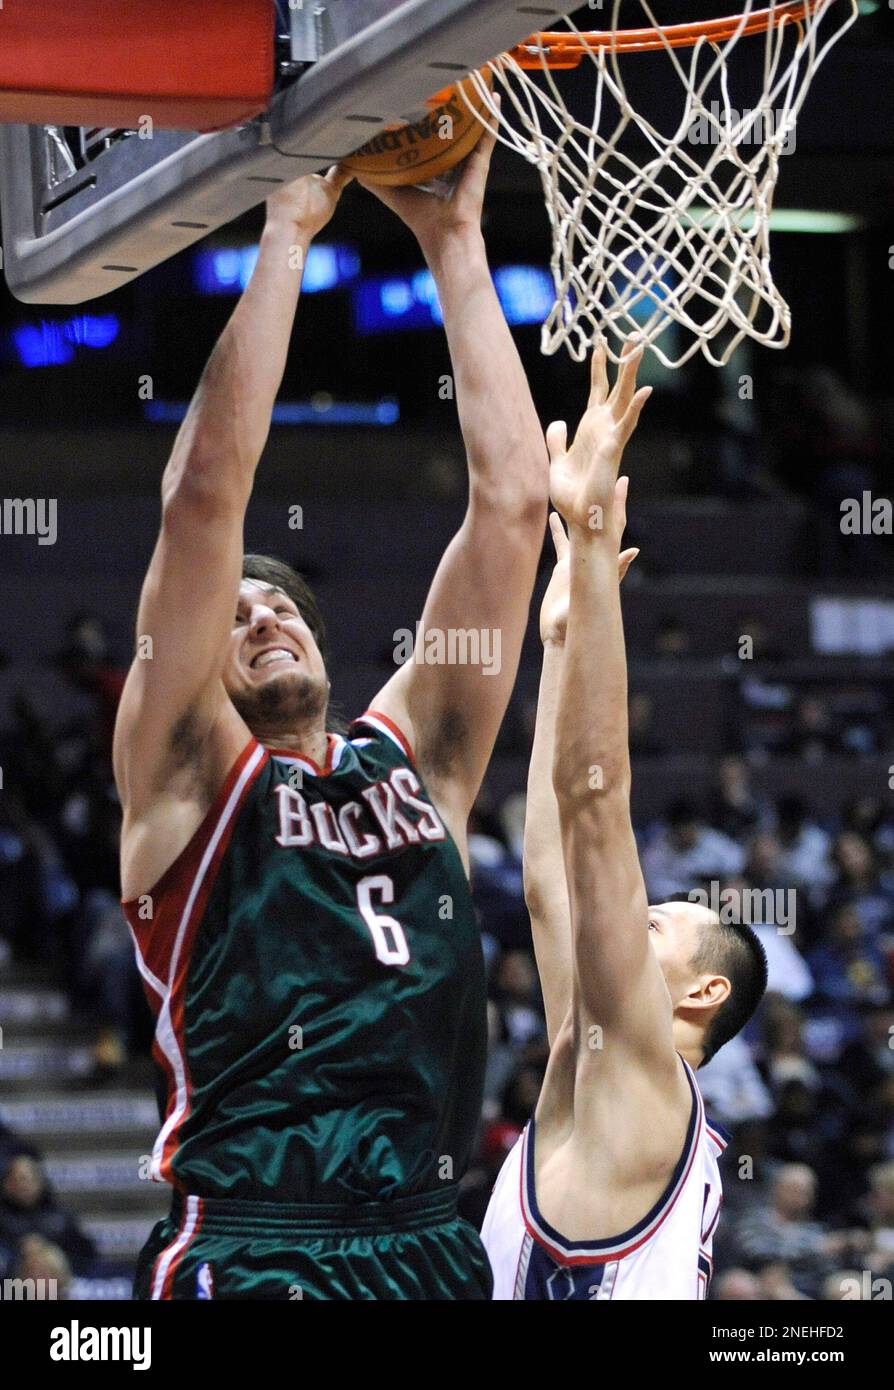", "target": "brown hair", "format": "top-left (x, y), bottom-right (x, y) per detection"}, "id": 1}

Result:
top-left (241, 554), bottom-right (328, 664)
